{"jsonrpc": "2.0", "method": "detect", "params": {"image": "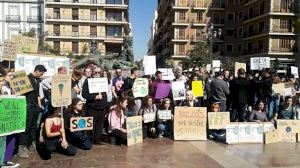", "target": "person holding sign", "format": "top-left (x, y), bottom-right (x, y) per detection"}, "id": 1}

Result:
top-left (157, 98), bottom-right (173, 138)
top-left (42, 106), bottom-right (76, 159)
top-left (82, 67), bottom-right (108, 145)
top-left (0, 70), bottom-right (12, 95)
top-left (108, 97), bottom-right (128, 145)
top-left (208, 103), bottom-right (225, 139)
top-left (139, 96), bottom-right (157, 139)
top-left (277, 96), bottom-right (296, 120)
top-left (19, 65), bottom-right (47, 159)
top-left (64, 98), bottom-right (92, 150)
top-left (249, 101), bottom-right (268, 122)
